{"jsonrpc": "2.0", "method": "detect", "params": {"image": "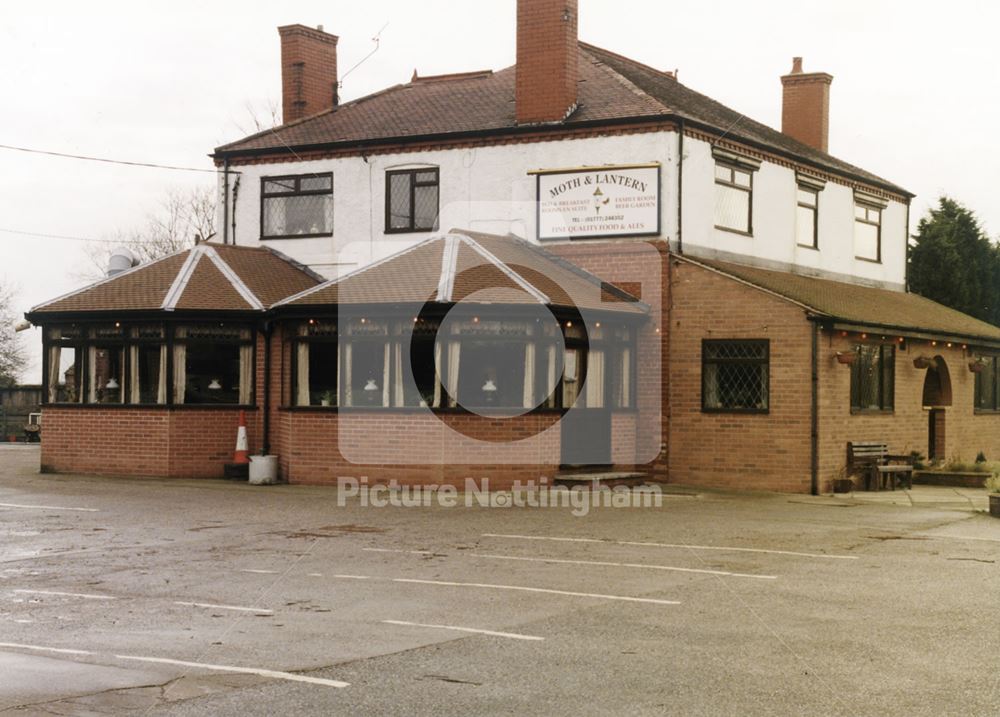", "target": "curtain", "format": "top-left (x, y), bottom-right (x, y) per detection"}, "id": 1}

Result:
top-left (545, 344), bottom-right (557, 408)
top-left (393, 342), bottom-right (404, 407)
top-left (586, 349), bottom-right (605, 408)
top-left (620, 347), bottom-right (631, 408)
top-left (87, 346), bottom-right (98, 403)
top-left (172, 327), bottom-right (187, 404)
top-left (446, 341), bottom-right (461, 407)
top-left (296, 325), bottom-right (310, 406)
top-left (433, 341), bottom-right (442, 408)
top-left (703, 363), bottom-right (719, 408)
top-left (47, 344), bottom-right (61, 403)
top-left (381, 342), bottom-right (391, 407)
top-left (239, 344), bottom-right (254, 405)
top-left (157, 346), bottom-right (167, 404)
top-left (343, 343), bottom-right (353, 406)
top-left (129, 346), bottom-right (140, 403)
top-left (522, 343), bottom-right (535, 409)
